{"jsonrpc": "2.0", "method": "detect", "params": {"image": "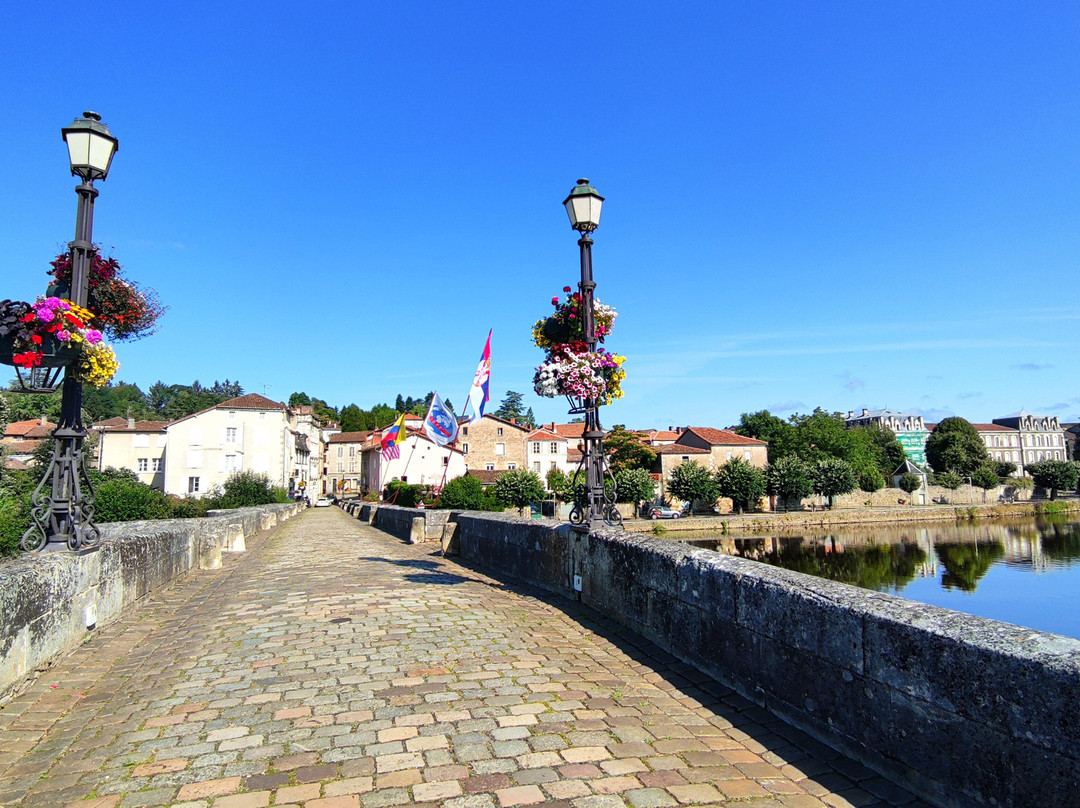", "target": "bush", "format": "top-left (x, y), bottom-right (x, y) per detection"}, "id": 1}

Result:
top-left (94, 478), bottom-right (173, 522)
top-left (215, 470), bottom-right (286, 507)
top-left (898, 473), bottom-right (922, 495)
top-left (491, 469), bottom-right (546, 514)
top-left (435, 475), bottom-right (501, 511)
top-left (0, 493), bottom-right (31, 555)
top-left (168, 496), bottom-right (211, 519)
top-left (384, 480), bottom-right (424, 508)
top-left (857, 467), bottom-right (885, 493)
